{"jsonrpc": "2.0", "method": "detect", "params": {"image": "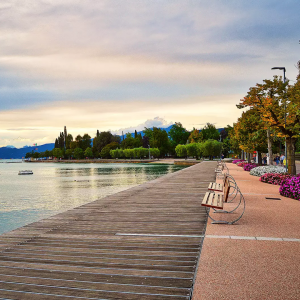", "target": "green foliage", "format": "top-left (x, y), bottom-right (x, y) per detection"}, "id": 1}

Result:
top-left (202, 139), bottom-right (222, 159)
top-left (222, 138), bottom-right (231, 158)
top-left (53, 148), bottom-right (62, 158)
top-left (123, 148), bottom-right (135, 158)
top-left (100, 146), bottom-right (111, 158)
top-left (201, 123), bottom-right (220, 140)
top-left (169, 122), bottom-right (190, 149)
top-left (186, 143), bottom-right (199, 159)
top-left (84, 147), bottom-right (93, 158)
top-left (93, 131), bottom-right (120, 157)
top-left (65, 149), bottom-right (73, 159)
top-left (110, 149), bottom-right (120, 159)
top-left (143, 127), bottom-right (169, 157)
top-left (73, 148), bottom-right (84, 159)
top-left (25, 151), bottom-right (34, 158)
top-left (175, 144), bottom-right (187, 158)
top-left (82, 134), bottom-right (92, 151)
top-left (150, 148), bottom-right (160, 158)
top-left (121, 133), bottom-right (136, 149)
top-left (65, 134), bottom-right (73, 149)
